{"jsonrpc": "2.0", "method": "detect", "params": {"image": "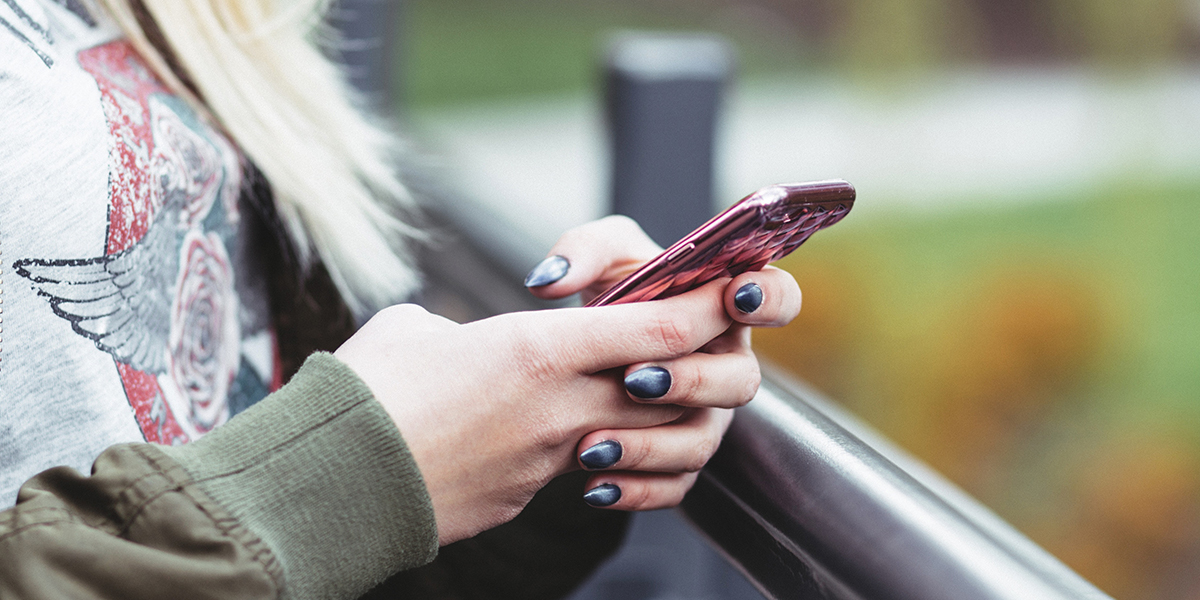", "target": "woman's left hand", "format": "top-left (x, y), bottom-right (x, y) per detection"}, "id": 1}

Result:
top-left (525, 216), bottom-right (802, 510)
